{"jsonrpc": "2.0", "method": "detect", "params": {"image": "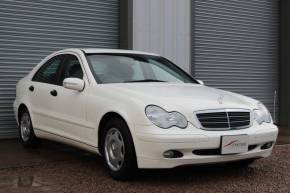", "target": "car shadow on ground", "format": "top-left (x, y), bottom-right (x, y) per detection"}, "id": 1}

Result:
top-left (41, 139), bottom-right (260, 183)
